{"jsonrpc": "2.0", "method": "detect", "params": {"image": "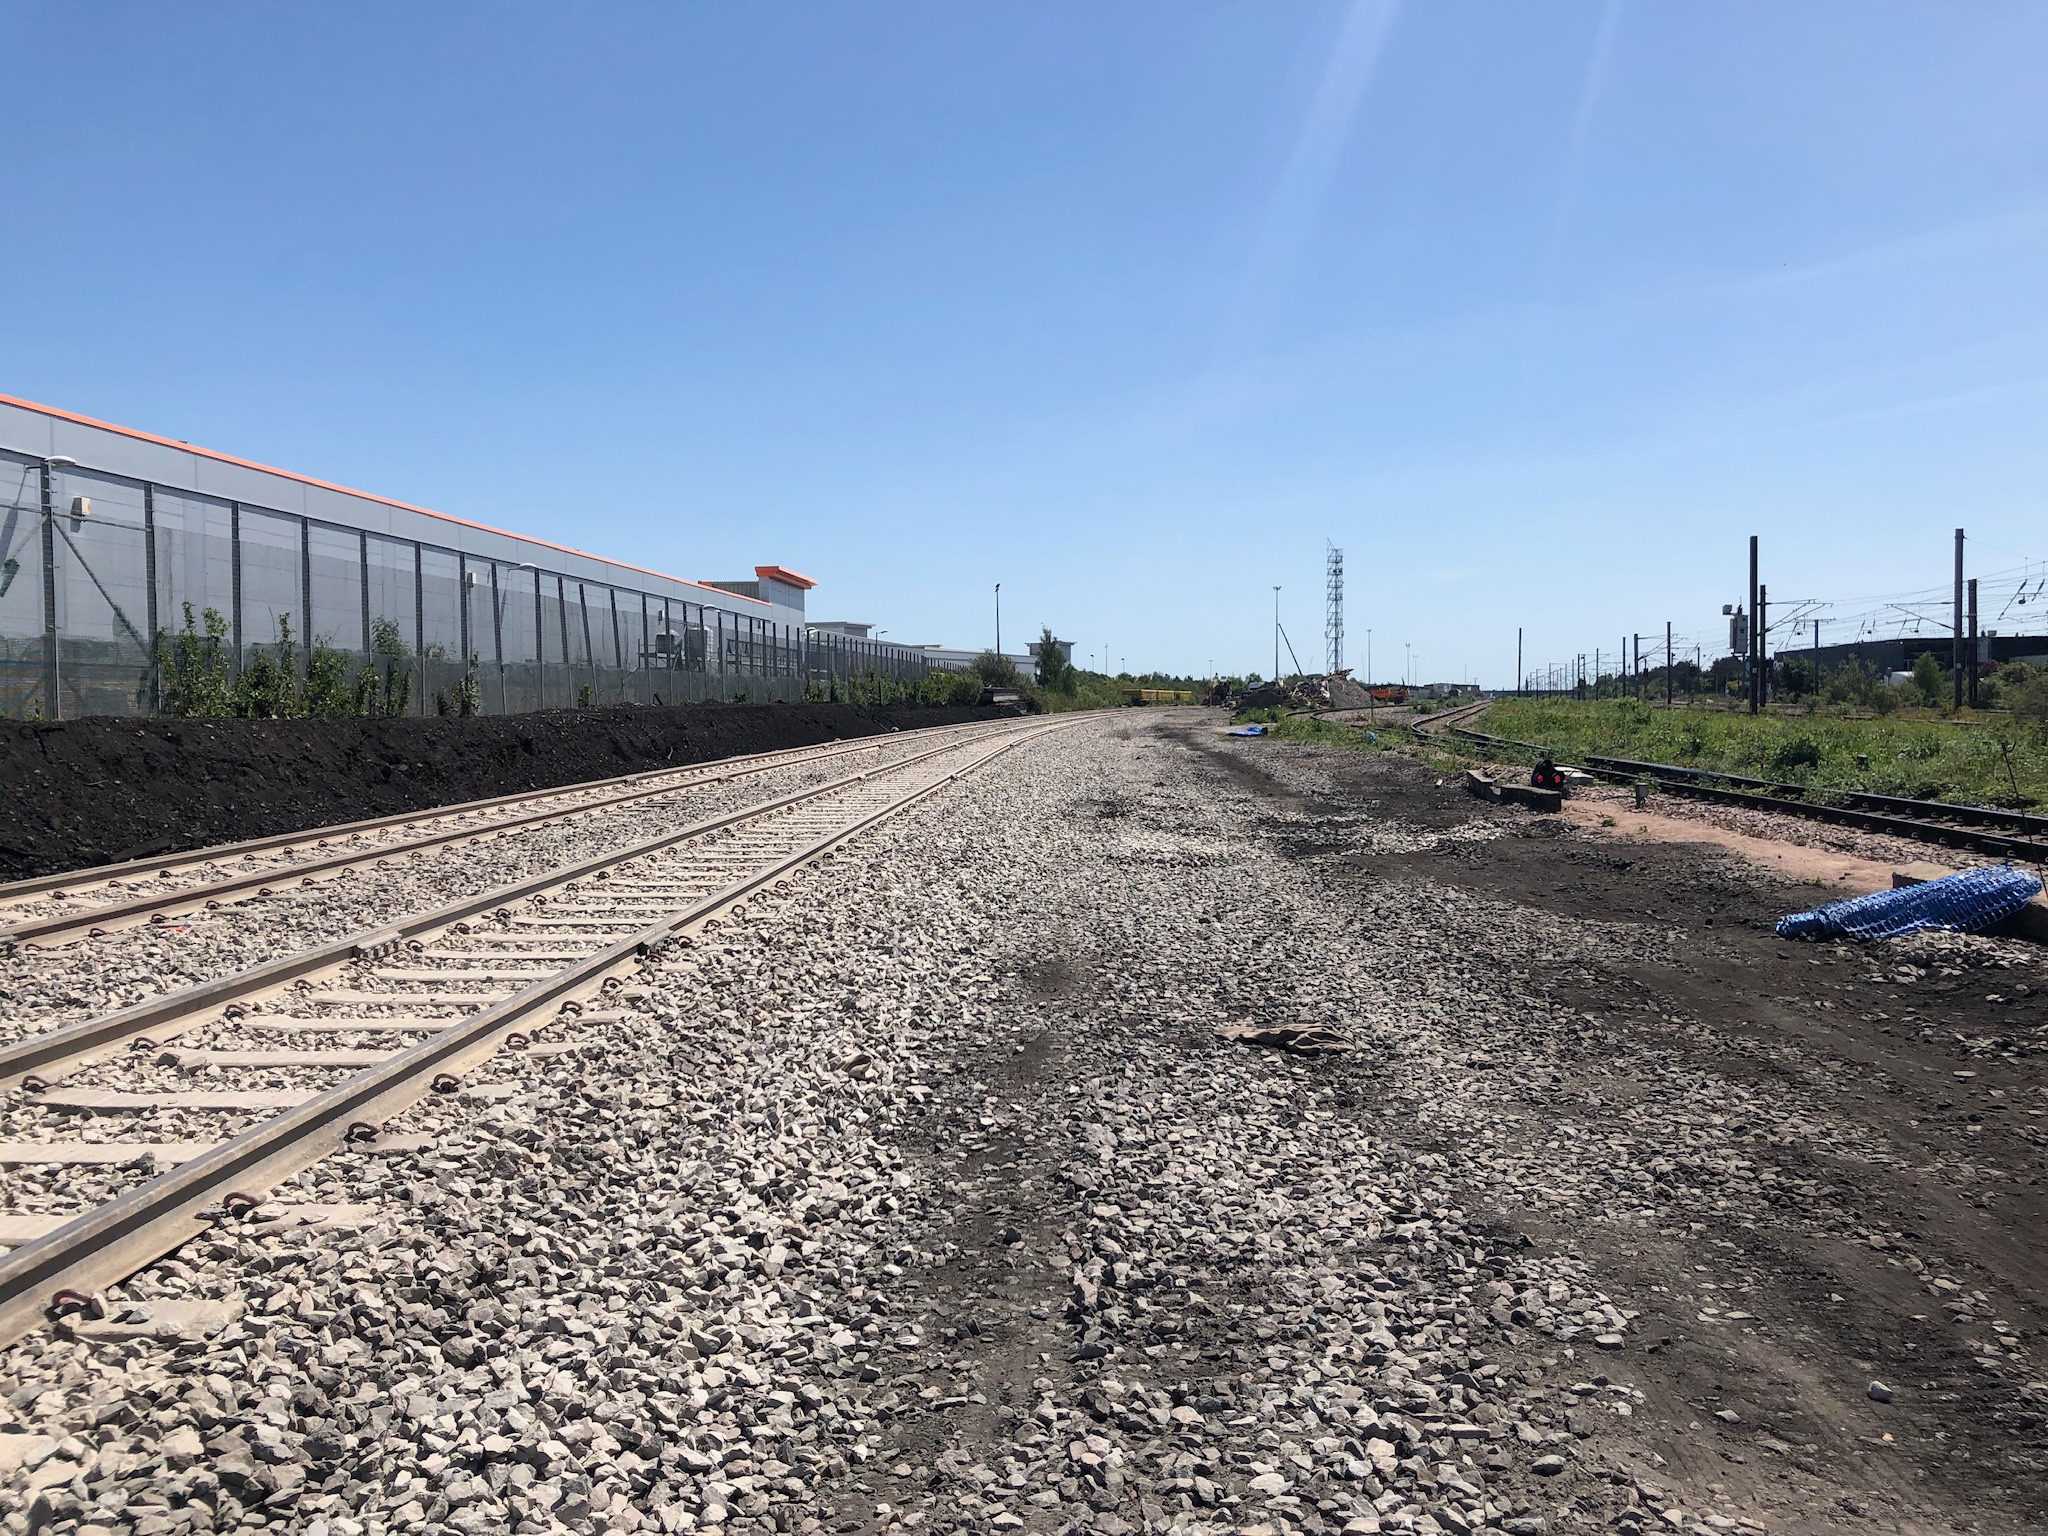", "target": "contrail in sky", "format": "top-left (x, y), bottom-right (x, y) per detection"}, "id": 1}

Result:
top-left (1215, 0), bottom-right (1402, 363)
top-left (1540, 0), bottom-right (1624, 305)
